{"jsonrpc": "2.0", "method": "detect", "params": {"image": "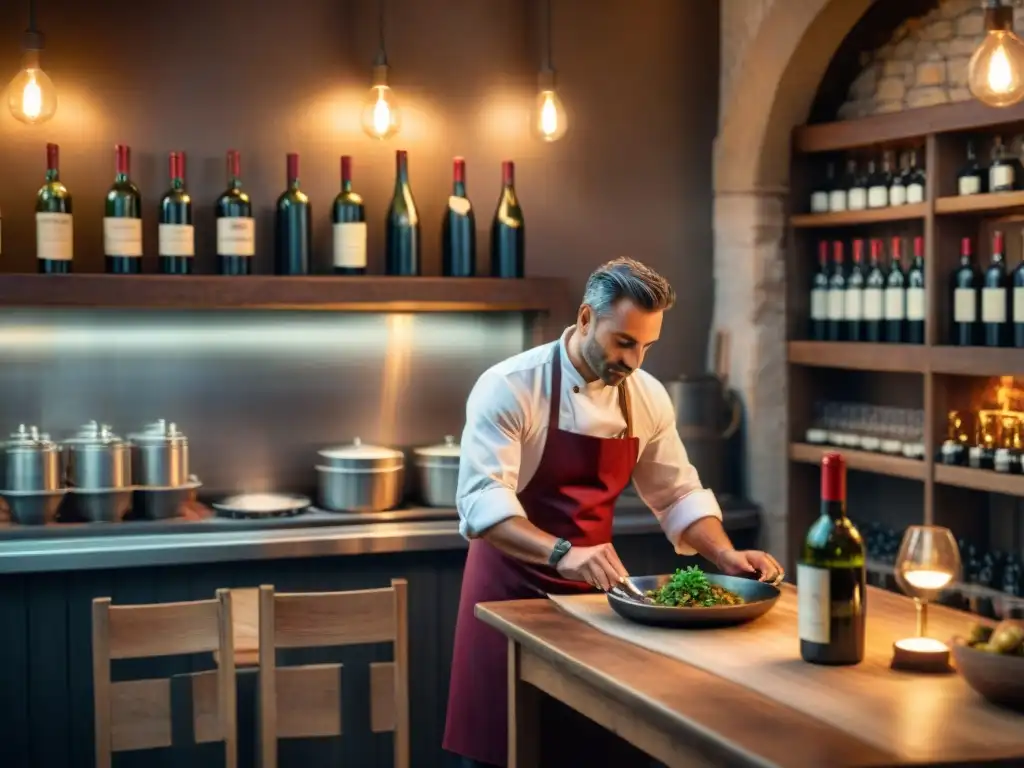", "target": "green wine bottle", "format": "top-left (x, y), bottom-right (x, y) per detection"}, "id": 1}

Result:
top-left (35, 142), bottom-right (73, 274)
top-left (104, 144), bottom-right (143, 274)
